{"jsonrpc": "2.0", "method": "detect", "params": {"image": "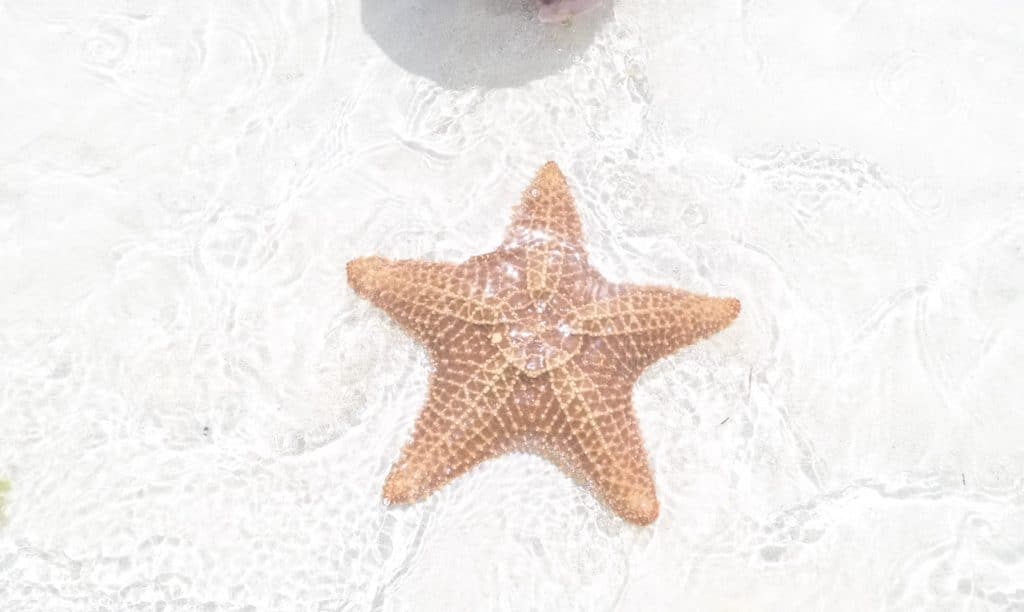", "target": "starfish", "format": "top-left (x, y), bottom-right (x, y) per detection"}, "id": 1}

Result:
top-left (347, 162), bottom-right (740, 524)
